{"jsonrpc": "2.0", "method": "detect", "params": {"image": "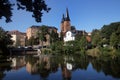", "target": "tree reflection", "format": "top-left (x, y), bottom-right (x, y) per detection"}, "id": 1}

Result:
top-left (38, 56), bottom-right (51, 79)
top-left (0, 61), bottom-right (11, 79)
top-left (91, 58), bottom-right (120, 78)
top-left (1, 55), bottom-right (120, 80)
top-left (73, 55), bottom-right (89, 70)
top-left (50, 56), bottom-right (60, 73)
